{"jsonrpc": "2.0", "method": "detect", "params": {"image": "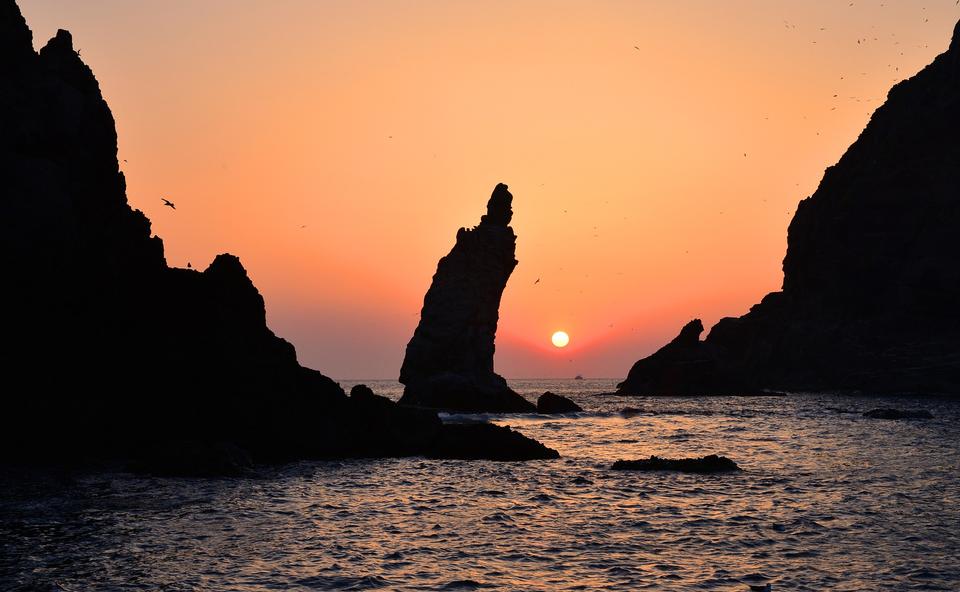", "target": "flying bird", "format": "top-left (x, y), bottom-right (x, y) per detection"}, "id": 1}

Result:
top-left (161, 198), bottom-right (175, 210)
